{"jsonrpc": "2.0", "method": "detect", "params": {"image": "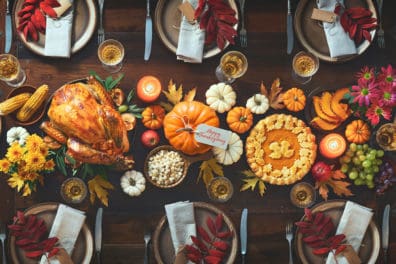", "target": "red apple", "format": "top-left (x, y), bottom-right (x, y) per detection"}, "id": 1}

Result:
top-left (141, 130), bottom-right (160, 148)
top-left (311, 161), bottom-right (332, 183)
